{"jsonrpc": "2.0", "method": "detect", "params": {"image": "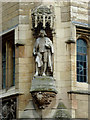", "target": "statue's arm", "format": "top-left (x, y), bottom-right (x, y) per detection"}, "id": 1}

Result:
top-left (33, 39), bottom-right (38, 56)
top-left (46, 38), bottom-right (54, 54)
